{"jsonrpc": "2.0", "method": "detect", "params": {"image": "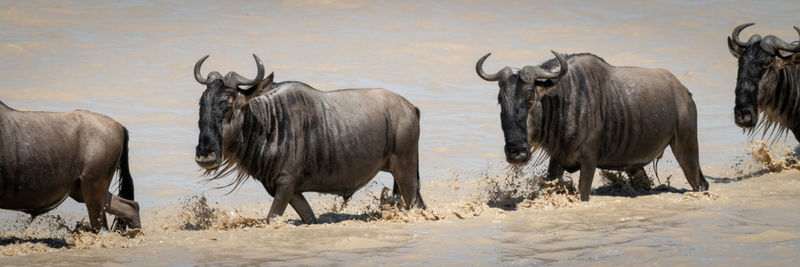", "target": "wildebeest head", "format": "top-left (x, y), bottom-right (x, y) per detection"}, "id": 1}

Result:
top-left (476, 51), bottom-right (568, 164)
top-left (728, 23), bottom-right (800, 128)
top-left (193, 54), bottom-right (274, 170)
